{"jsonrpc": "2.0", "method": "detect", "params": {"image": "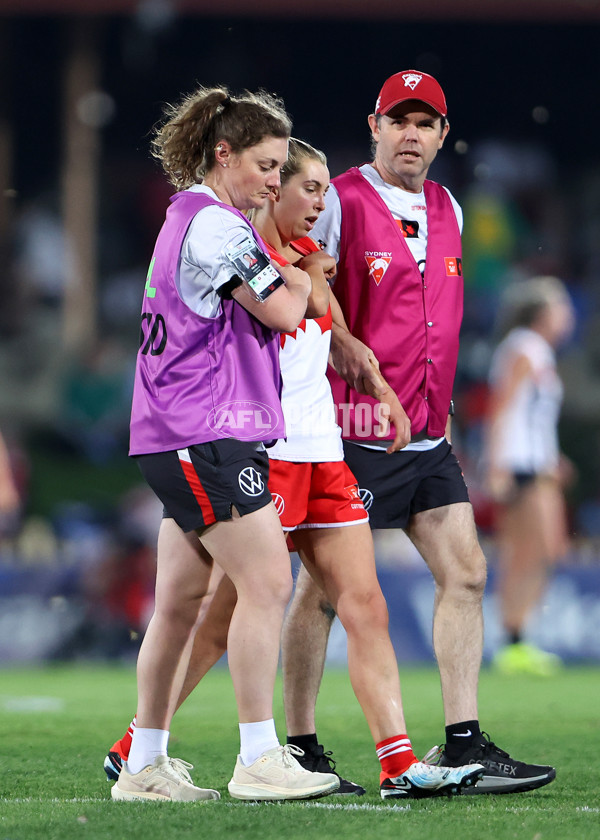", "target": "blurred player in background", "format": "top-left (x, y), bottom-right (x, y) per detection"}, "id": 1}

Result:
top-left (483, 275), bottom-right (575, 676)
